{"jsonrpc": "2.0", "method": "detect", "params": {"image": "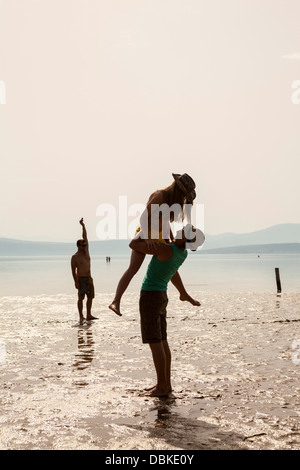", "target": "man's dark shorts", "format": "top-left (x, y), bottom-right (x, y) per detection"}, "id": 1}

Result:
top-left (139, 290), bottom-right (168, 344)
top-left (78, 276), bottom-right (95, 300)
